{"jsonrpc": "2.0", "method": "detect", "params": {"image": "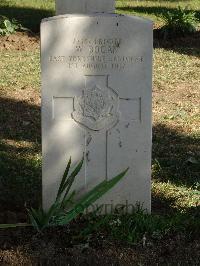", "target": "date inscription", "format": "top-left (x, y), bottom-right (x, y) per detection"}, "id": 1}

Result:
top-left (49, 37), bottom-right (144, 70)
